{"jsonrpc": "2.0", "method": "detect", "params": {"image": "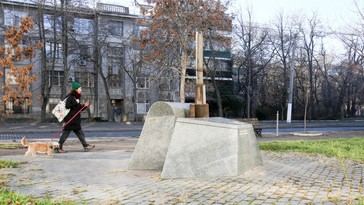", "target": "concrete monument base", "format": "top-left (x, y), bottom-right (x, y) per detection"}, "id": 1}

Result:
top-left (128, 102), bottom-right (190, 170)
top-left (161, 117), bottom-right (263, 178)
